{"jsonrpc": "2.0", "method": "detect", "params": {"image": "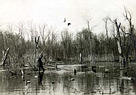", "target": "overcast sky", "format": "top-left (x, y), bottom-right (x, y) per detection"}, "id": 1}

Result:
top-left (0, 0), bottom-right (136, 35)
